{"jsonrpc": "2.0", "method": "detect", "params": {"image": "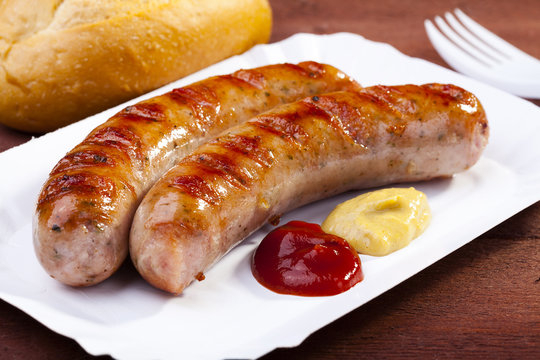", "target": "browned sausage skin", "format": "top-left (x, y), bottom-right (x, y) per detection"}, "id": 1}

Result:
top-left (130, 84), bottom-right (489, 295)
top-left (33, 62), bottom-right (361, 286)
